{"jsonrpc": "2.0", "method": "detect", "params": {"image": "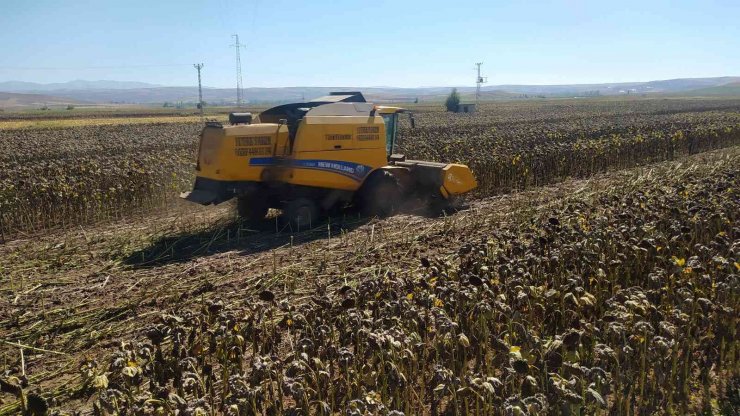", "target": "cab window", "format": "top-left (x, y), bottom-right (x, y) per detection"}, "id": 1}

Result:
top-left (381, 113), bottom-right (397, 155)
